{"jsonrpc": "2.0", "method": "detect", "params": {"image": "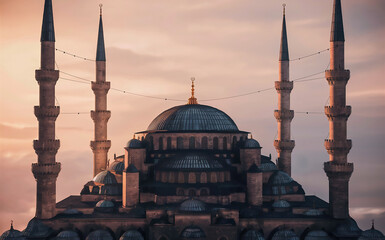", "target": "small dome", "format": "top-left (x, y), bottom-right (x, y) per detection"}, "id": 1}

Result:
top-left (86, 230), bottom-right (113, 240)
top-left (268, 171), bottom-right (293, 185)
top-left (272, 200), bottom-right (291, 208)
top-left (241, 229), bottom-right (265, 240)
top-left (109, 161), bottom-right (125, 174)
top-left (180, 226), bottom-right (206, 238)
top-left (96, 200), bottom-right (114, 208)
top-left (56, 230), bottom-right (80, 240)
top-left (180, 199), bottom-right (206, 212)
top-left (305, 230), bottom-right (332, 240)
top-left (126, 139), bottom-right (143, 149)
top-left (62, 208), bottom-right (83, 215)
top-left (158, 153), bottom-right (224, 172)
top-left (93, 170), bottom-right (117, 184)
top-left (359, 226), bottom-right (385, 240)
top-left (119, 230), bottom-right (144, 240)
top-left (304, 209), bottom-right (324, 216)
top-left (1, 224), bottom-right (25, 240)
top-left (272, 230), bottom-right (299, 240)
top-left (260, 161), bottom-right (277, 172)
top-left (334, 218), bottom-right (362, 237)
top-left (22, 218), bottom-right (52, 238)
top-left (147, 104), bottom-right (239, 132)
top-left (248, 164), bottom-right (262, 173)
top-left (243, 139), bottom-right (261, 149)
